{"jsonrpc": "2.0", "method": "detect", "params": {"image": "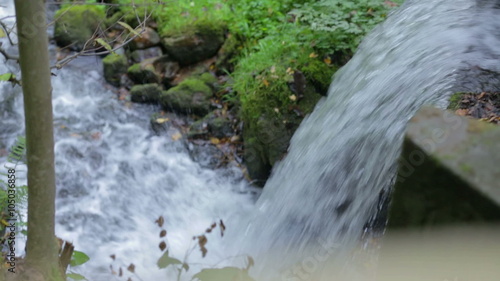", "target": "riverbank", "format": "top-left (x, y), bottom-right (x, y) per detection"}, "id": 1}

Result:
top-left (52, 0), bottom-right (404, 186)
